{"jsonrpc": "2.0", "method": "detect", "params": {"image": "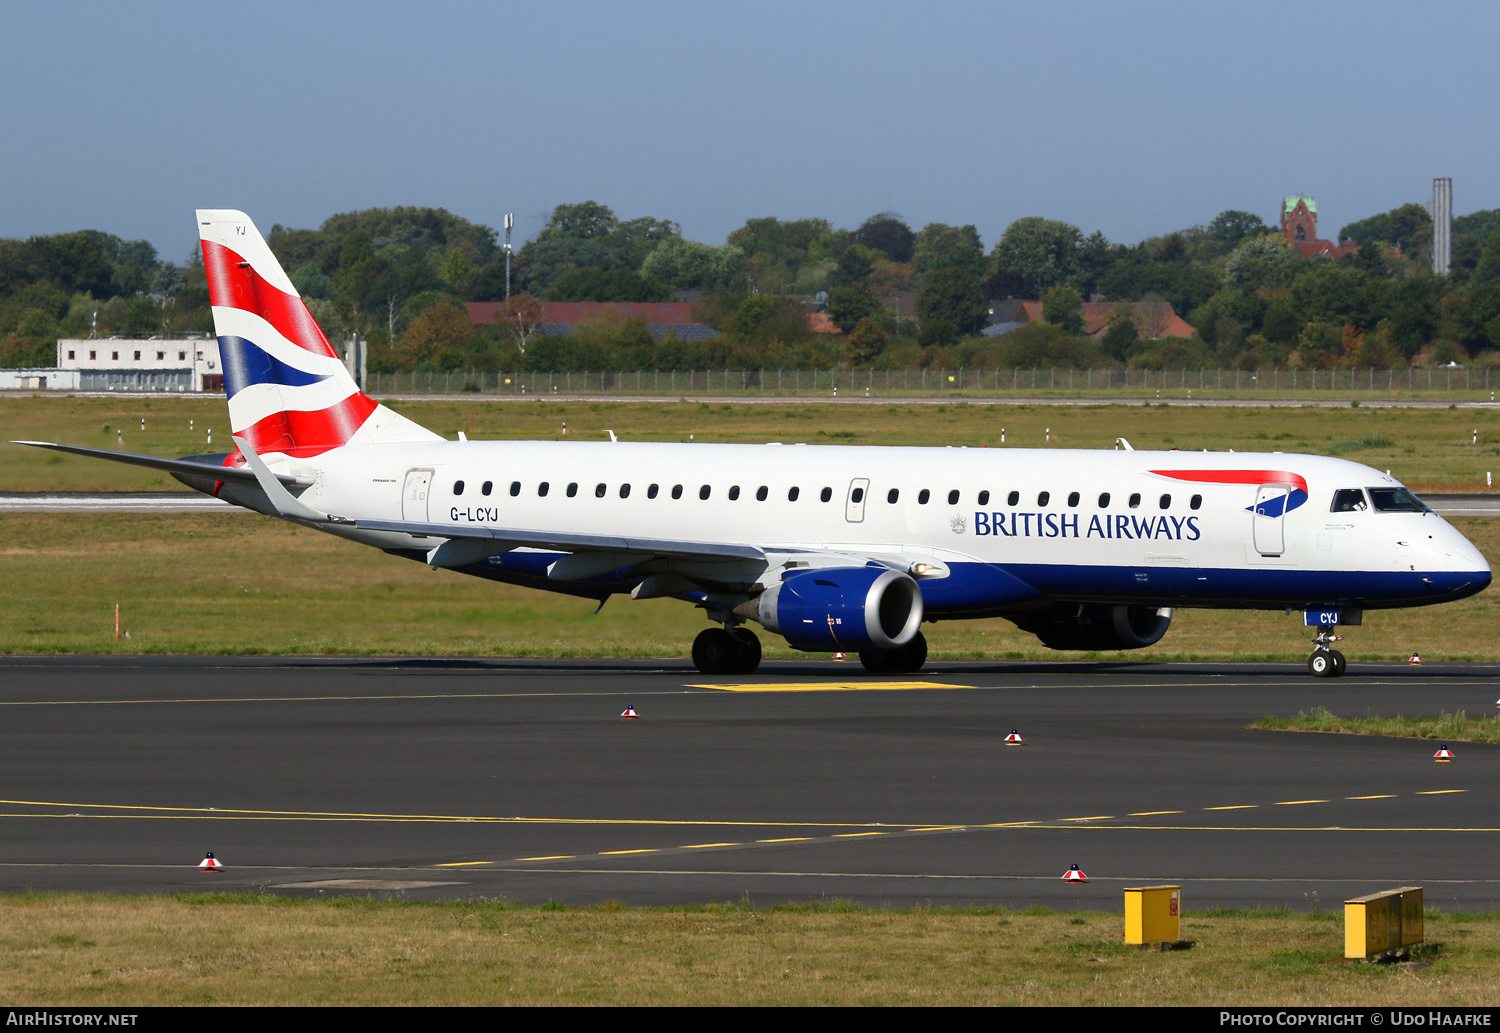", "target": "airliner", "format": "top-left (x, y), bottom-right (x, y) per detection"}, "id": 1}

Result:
top-left (16, 211), bottom-right (1492, 677)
